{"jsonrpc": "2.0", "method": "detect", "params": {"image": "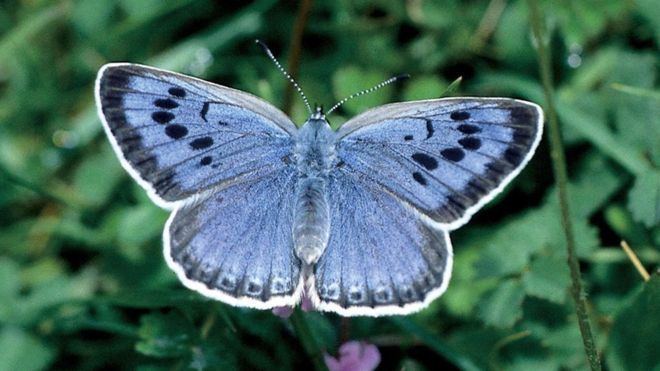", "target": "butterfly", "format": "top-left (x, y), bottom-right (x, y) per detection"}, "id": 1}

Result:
top-left (94, 55), bottom-right (543, 317)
